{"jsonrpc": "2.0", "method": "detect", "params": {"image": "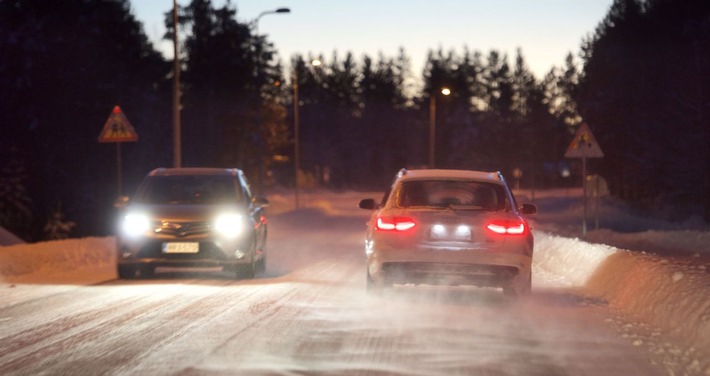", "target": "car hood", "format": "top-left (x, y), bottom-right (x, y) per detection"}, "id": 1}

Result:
top-left (127, 203), bottom-right (244, 223)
